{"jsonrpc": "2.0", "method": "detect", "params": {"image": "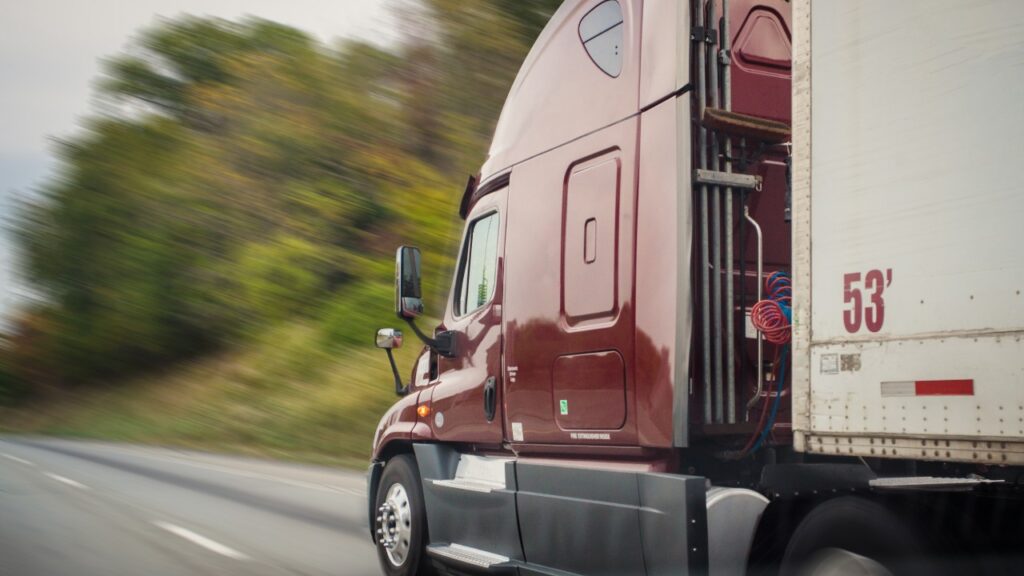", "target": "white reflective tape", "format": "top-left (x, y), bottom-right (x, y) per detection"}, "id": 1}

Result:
top-left (880, 381), bottom-right (916, 397)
